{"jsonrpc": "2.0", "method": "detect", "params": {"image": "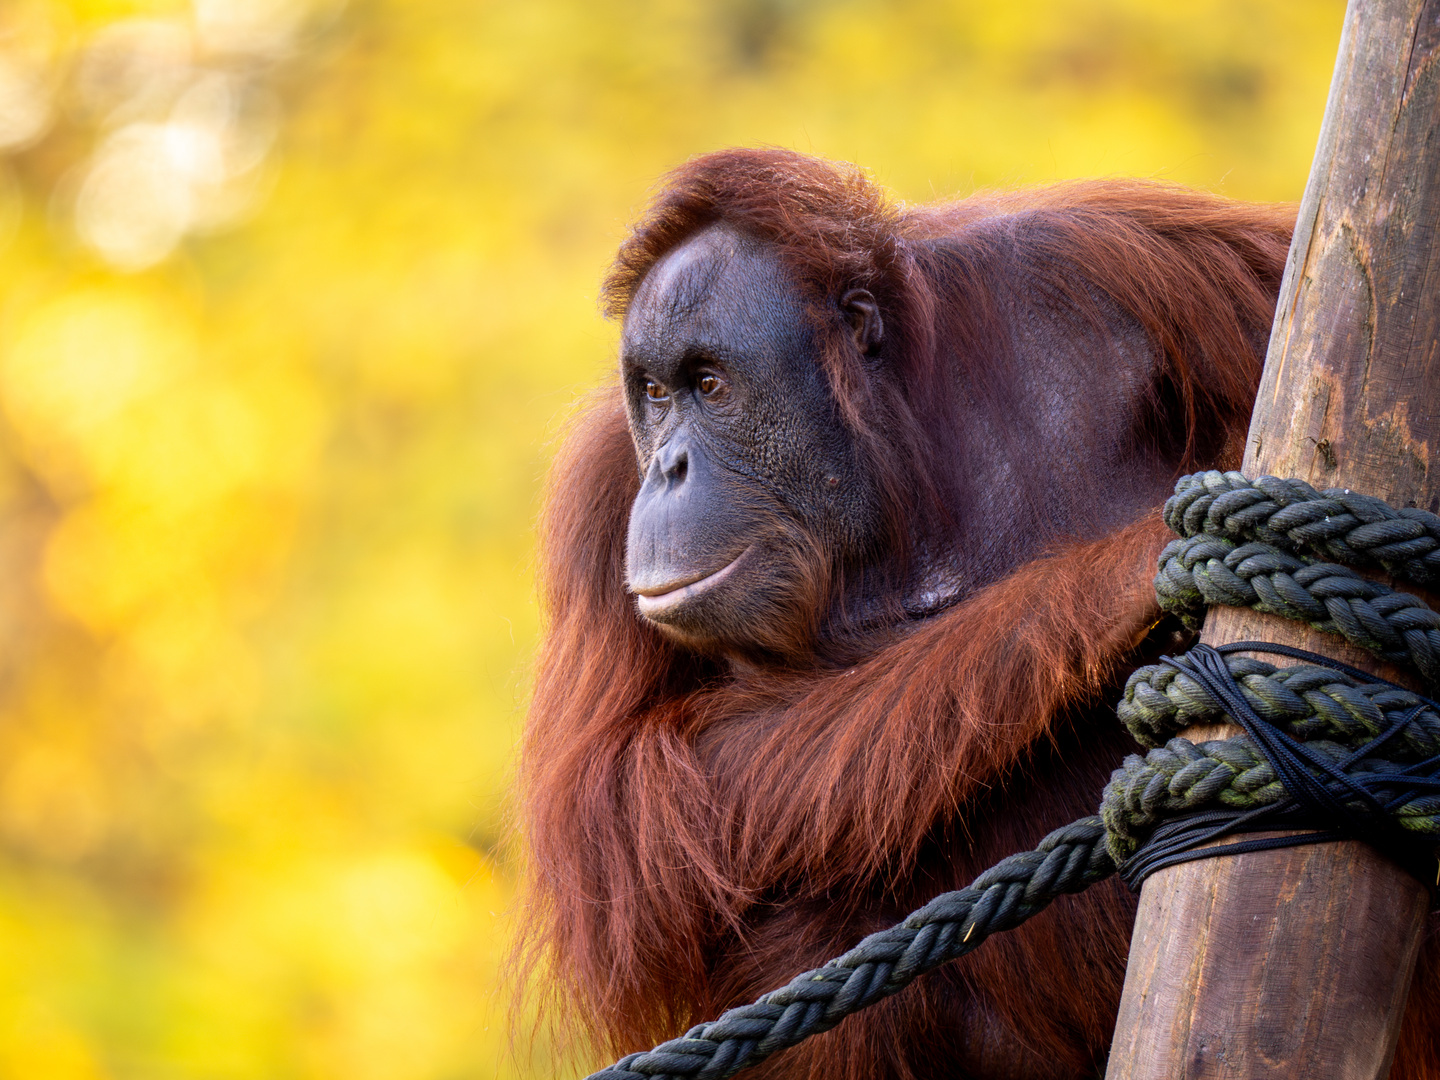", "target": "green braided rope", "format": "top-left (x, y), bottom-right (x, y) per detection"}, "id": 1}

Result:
top-left (1102, 733), bottom-right (1440, 862)
top-left (1118, 653), bottom-right (1440, 753)
top-left (578, 474), bottom-right (1440, 1080)
top-left (586, 818), bottom-right (1116, 1080)
top-left (1167, 471), bottom-right (1440, 588)
top-left (1154, 535), bottom-right (1440, 683)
